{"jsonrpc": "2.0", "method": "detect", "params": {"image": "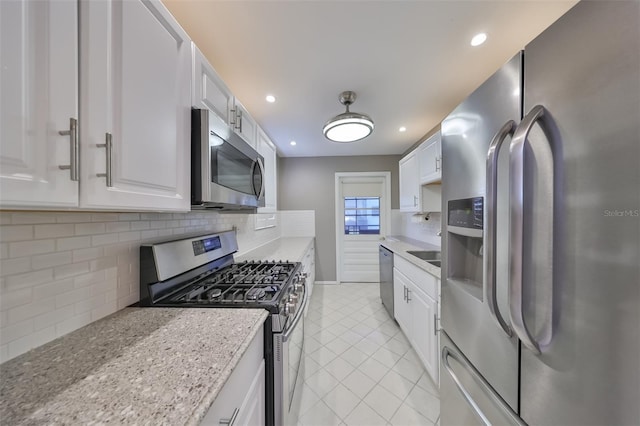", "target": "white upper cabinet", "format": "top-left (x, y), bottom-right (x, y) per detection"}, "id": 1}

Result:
top-left (399, 152), bottom-right (420, 212)
top-left (418, 131), bottom-right (442, 184)
top-left (231, 100), bottom-right (258, 149)
top-left (192, 44), bottom-right (258, 148)
top-left (79, 0), bottom-right (191, 211)
top-left (1, 0), bottom-right (191, 212)
top-left (192, 44), bottom-right (234, 124)
top-left (0, 0), bottom-right (79, 208)
top-left (256, 127), bottom-right (277, 213)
